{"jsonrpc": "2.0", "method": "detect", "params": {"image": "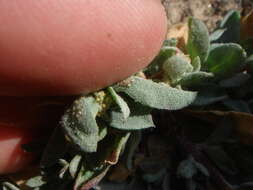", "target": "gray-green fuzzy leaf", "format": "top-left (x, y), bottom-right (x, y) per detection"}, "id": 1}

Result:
top-left (144, 46), bottom-right (179, 76)
top-left (114, 77), bottom-right (197, 110)
top-left (58, 159), bottom-right (70, 179)
top-left (178, 71), bottom-right (214, 89)
top-left (193, 94), bottom-right (227, 106)
top-left (69, 155), bottom-right (82, 179)
top-left (187, 17), bottom-right (210, 63)
top-left (163, 54), bottom-right (193, 82)
top-left (191, 56), bottom-right (201, 72)
top-left (107, 87), bottom-right (130, 120)
top-left (109, 102), bottom-right (154, 130)
top-left (61, 96), bottom-right (100, 153)
top-left (2, 182), bottom-right (20, 190)
top-left (210, 29), bottom-right (227, 42)
top-left (25, 176), bottom-right (46, 188)
top-left (204, 43), bottom-right (247, 79)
